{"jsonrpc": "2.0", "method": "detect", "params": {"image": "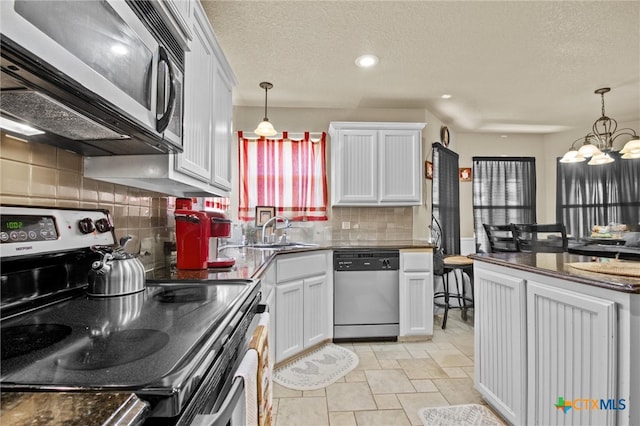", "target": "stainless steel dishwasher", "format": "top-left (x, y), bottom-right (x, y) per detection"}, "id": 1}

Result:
top-left (333, 249), bottom-right (400, 340)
